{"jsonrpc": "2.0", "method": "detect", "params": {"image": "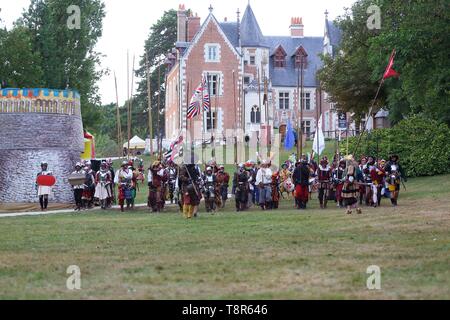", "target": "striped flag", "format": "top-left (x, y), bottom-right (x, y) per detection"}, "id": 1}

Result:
top-left (164, 135), bottom-right (184, 161)
top-left (187, 76), bottom-right (209, 119)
